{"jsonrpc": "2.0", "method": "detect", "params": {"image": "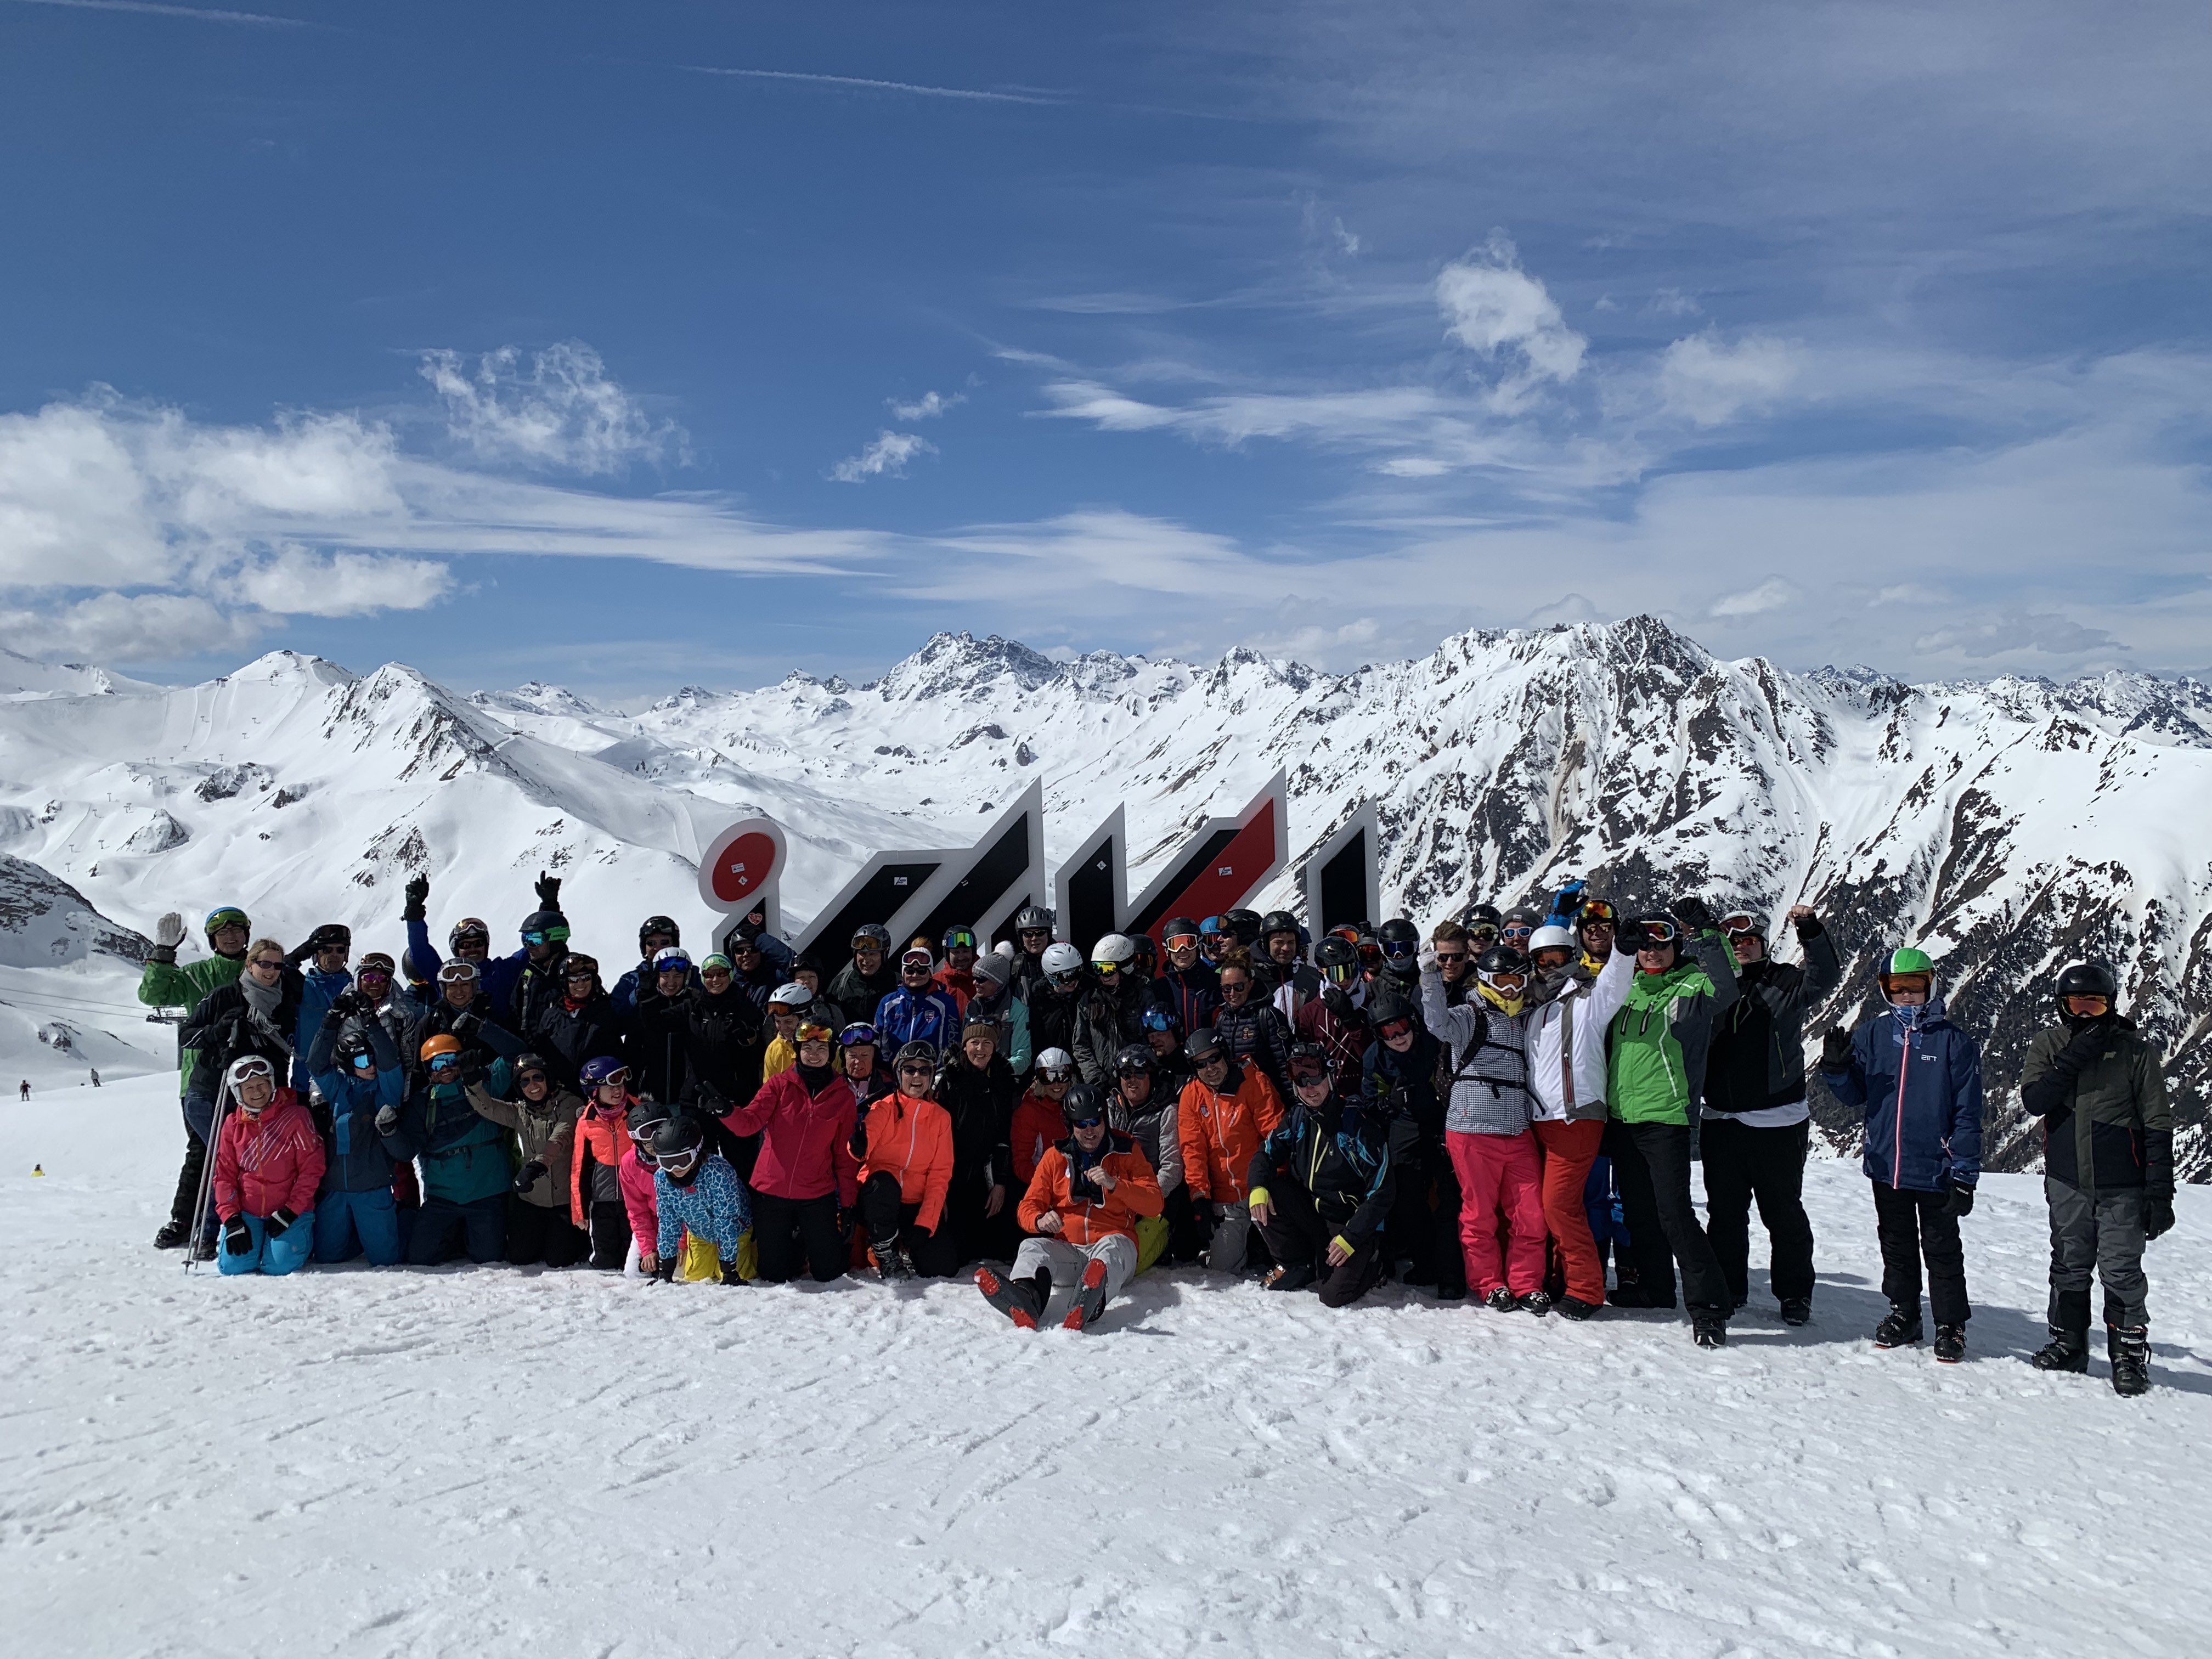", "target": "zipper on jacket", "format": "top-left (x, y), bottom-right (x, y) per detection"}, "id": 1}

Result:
top-left (1892, 1023), bottom-right (1909, 1188)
